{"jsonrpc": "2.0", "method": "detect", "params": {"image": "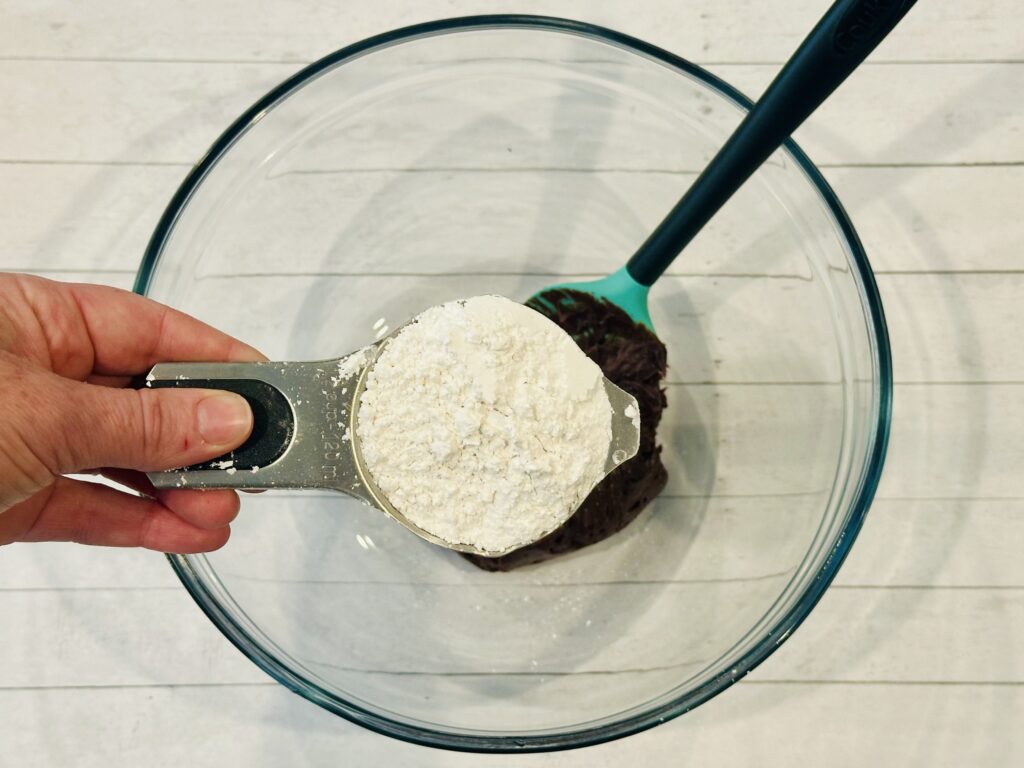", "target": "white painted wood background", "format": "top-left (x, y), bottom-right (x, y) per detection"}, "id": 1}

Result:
top-left (1, 1), bottom-right (1021, 765)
